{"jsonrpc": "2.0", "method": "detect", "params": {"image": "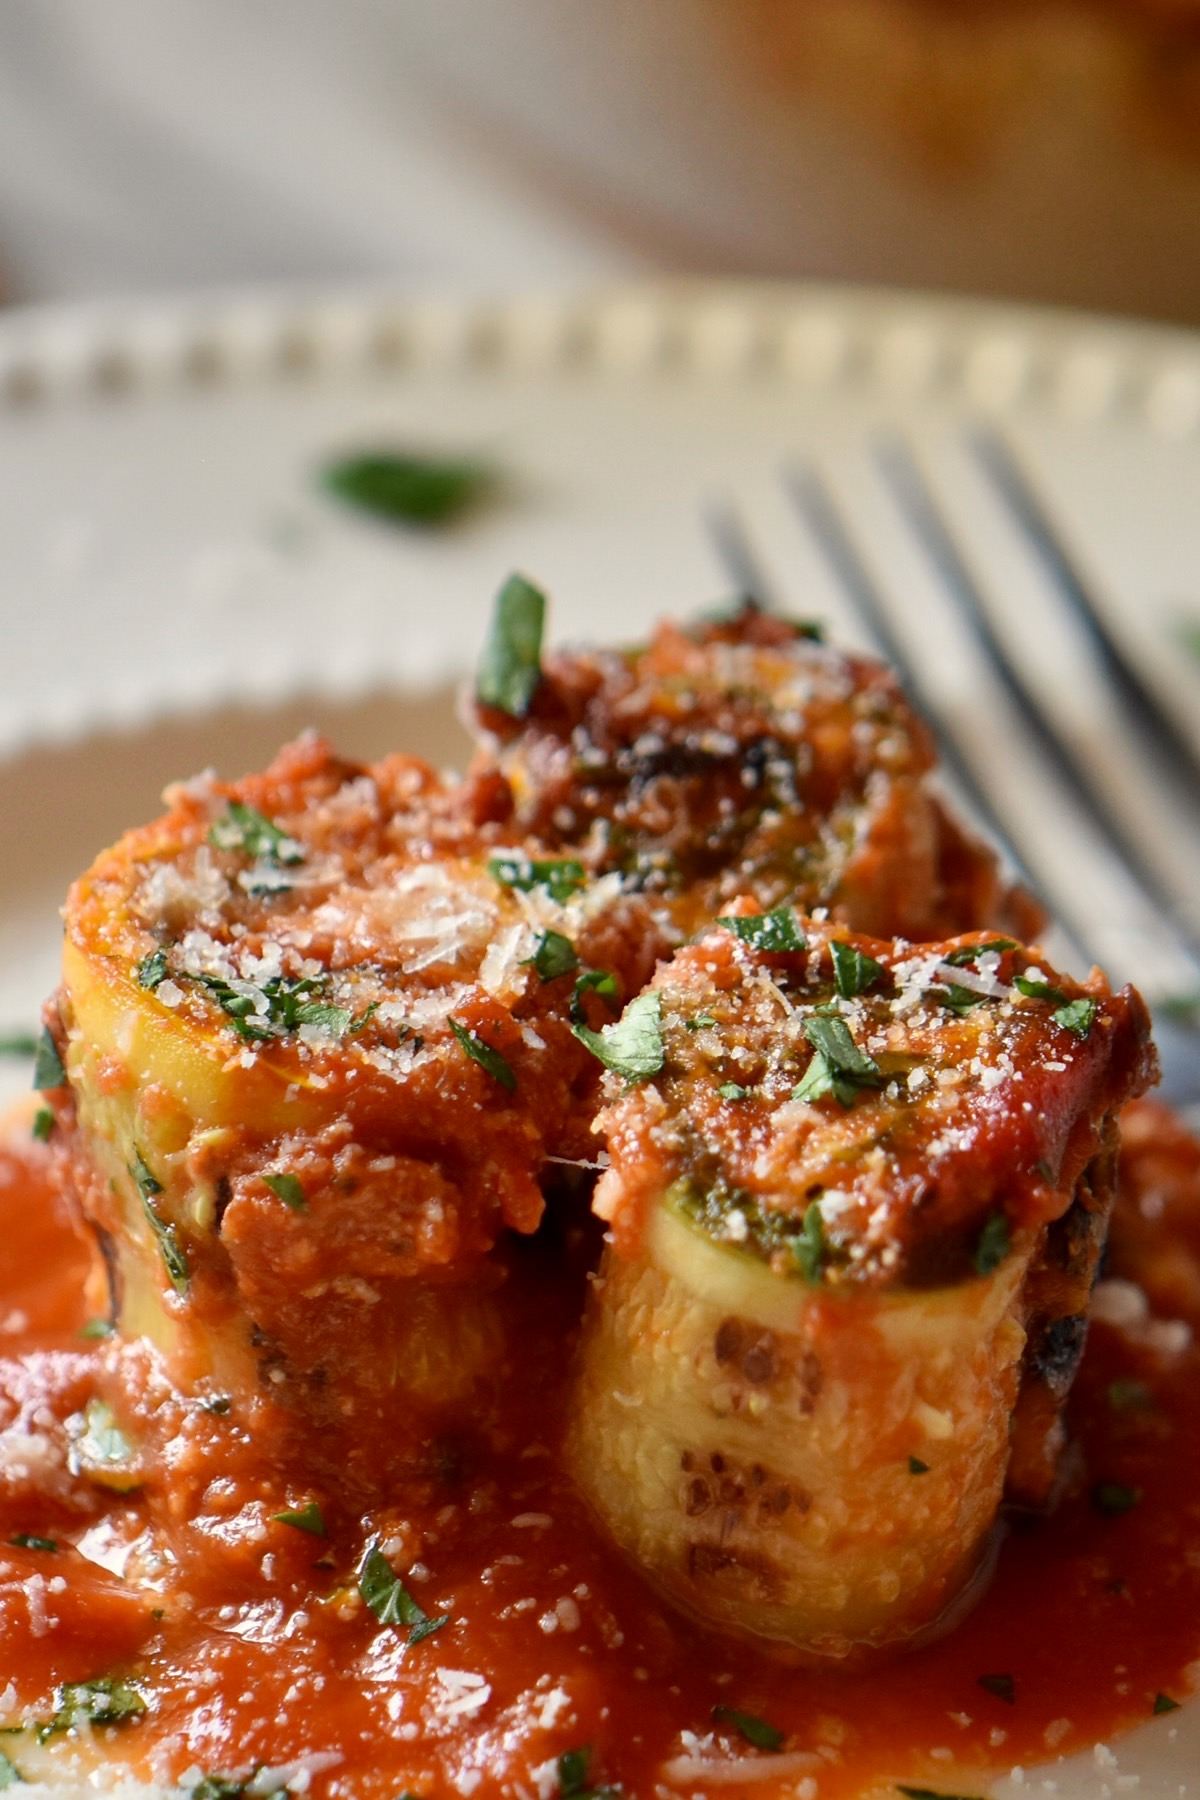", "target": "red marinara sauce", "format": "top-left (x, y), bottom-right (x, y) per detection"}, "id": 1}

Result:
top-left (0, 1098), bottom-right (1197, 1799)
